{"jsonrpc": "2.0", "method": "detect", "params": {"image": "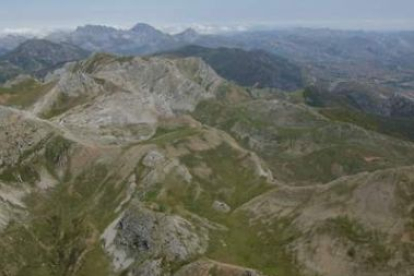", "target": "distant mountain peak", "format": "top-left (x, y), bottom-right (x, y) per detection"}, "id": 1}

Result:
top-left (180, 28), bottom-right (199, 36)
top-left (175, 28), bottom-right (200, 43)
top-left (130, 23), bottom-right (163, 34)
top-left (176, 28), bottom-right (200, 41)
